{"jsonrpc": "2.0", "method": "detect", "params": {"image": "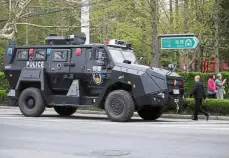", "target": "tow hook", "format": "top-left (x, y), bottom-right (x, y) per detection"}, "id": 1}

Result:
top-left (174, 99), bottom-right (179, 113)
